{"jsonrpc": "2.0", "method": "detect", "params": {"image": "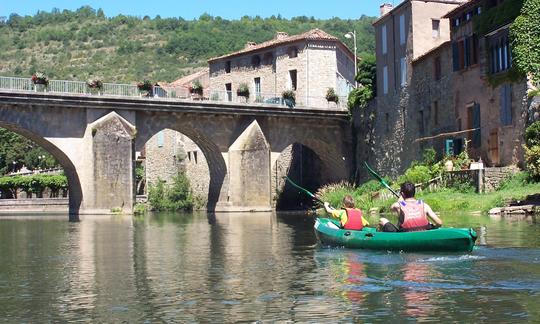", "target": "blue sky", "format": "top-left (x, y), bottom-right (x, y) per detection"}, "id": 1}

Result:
top-left (1, 0), bottom-right (398, 20)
